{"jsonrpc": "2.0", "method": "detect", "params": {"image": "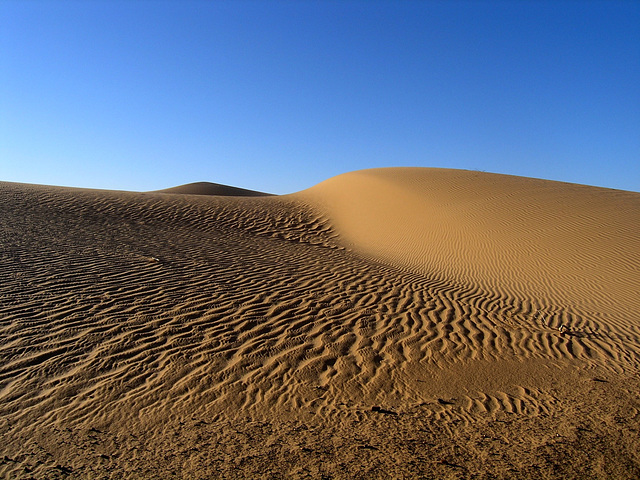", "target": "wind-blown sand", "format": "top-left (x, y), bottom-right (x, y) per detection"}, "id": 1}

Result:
top-left (1, 167), bottom-right (639, 479)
